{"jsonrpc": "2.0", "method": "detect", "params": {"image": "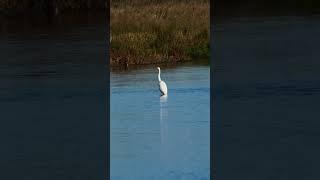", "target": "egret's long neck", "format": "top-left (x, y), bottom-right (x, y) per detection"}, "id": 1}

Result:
top-left (158, 69), bottom-right (161, 82)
